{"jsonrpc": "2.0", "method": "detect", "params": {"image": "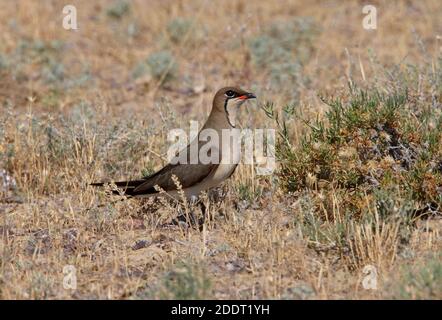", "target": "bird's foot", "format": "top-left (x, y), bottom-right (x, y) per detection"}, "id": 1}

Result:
top-left (166, 211), bottom-right (203, 231)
